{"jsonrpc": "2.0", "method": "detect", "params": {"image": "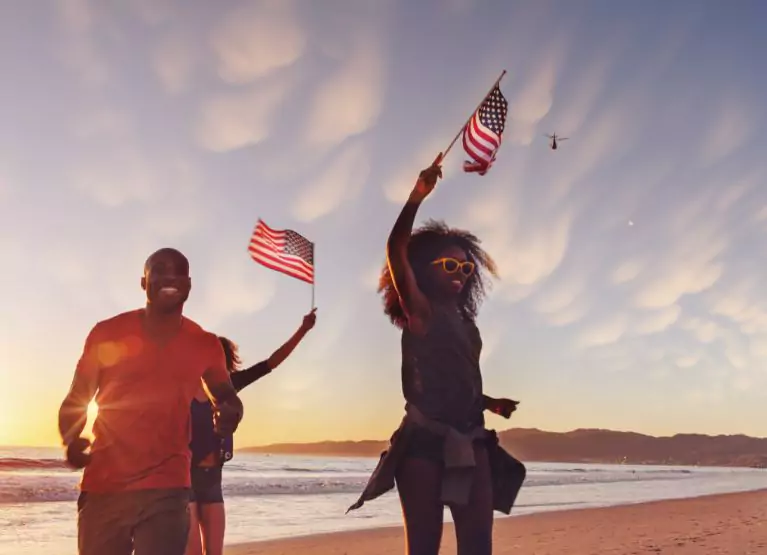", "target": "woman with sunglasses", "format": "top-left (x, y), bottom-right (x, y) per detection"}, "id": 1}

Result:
top-left (185, 309), bottom-right (317, 555)
top-left (348, 155), bottom-right (524, 555)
